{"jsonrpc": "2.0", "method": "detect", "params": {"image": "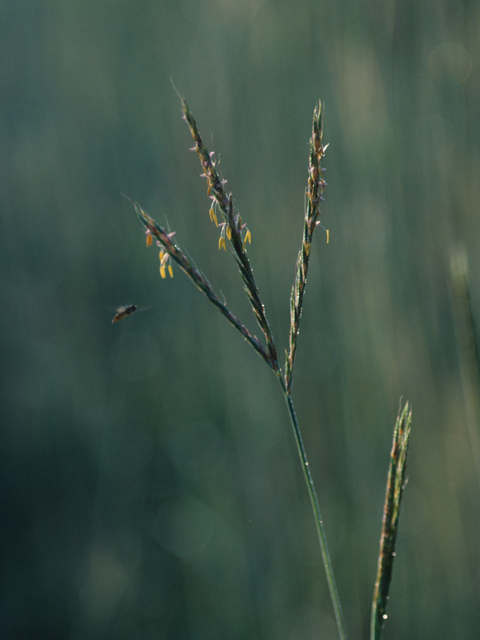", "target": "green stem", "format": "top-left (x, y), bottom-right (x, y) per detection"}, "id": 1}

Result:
top-left (281, 385), bottom-right (348, 640)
